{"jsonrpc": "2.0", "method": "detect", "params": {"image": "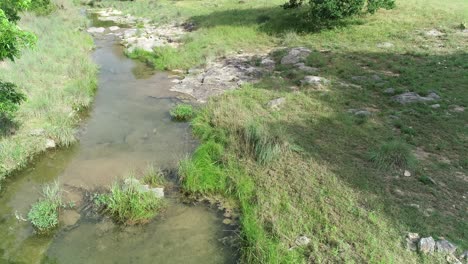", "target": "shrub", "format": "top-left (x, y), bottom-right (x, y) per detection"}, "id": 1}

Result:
top-left (0, 81), bottom-right (26, 120)
top-left (0, 7), bottom-right (37, 61)
top-left (369, 140), bottom-right (416, 170)
top-left (170, 103), bottom-right (194, 121)
top-left (98, 177), bottom-right (163, 225)
top-left (282, 0), bottom-right (395, 20)
top-left (27, 182), bottom-right (62, 233)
